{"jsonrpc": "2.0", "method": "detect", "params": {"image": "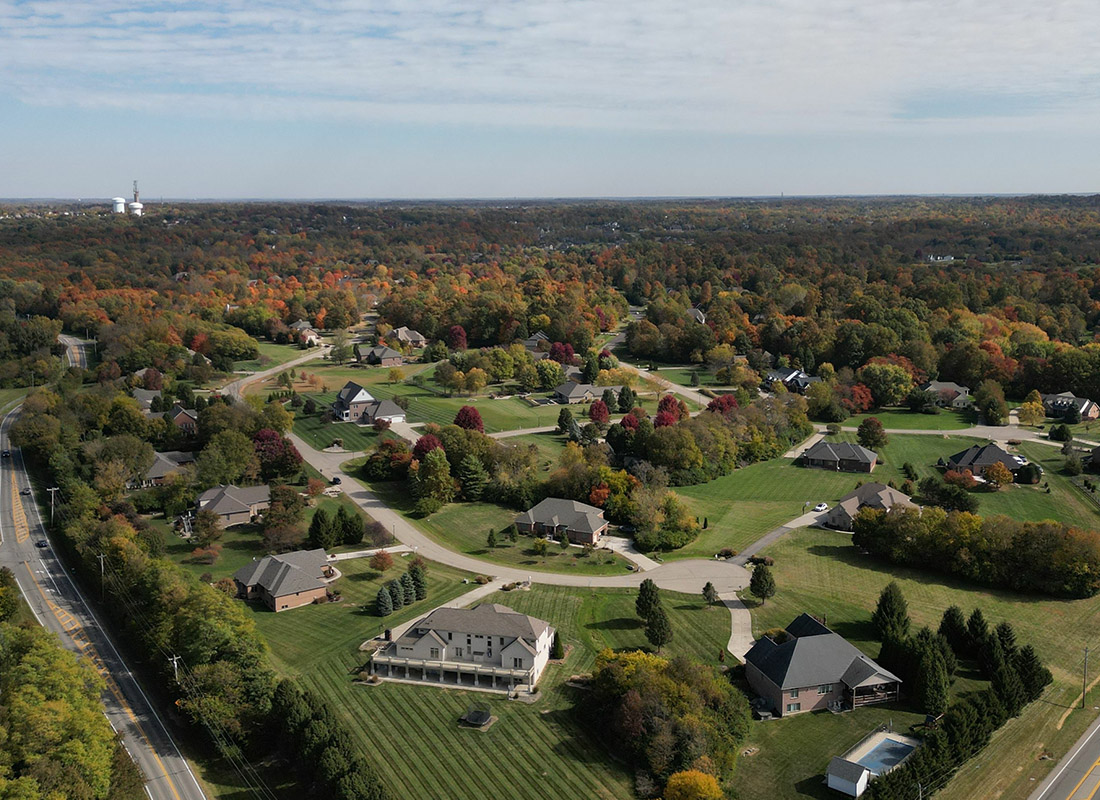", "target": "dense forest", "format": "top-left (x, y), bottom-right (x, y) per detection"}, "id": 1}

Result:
top-left (3, 197), bottom-right (1100, 398)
